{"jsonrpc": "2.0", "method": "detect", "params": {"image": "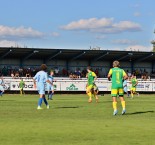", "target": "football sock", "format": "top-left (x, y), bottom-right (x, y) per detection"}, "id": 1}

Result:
top-left (131, 93), bottom-right (133, 98)
top-left (121, 101), bottom-right (126, 110)
top-left (113, 102), bottom-right (117, 111)
top-left (127, 91), bottom-right (129, 97)
top-left (43, 97), bottom-right (48, 106)
top-left (0, 92), bottom-right (3, 96)
top-left (47, 93), bottom-right (50, 99)
top-left (20, 89), bottom-right (22, 95)
top-left (38, 98), bottom-right (43, 106)
top-left (49, 93), bottom-right (53, 99)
